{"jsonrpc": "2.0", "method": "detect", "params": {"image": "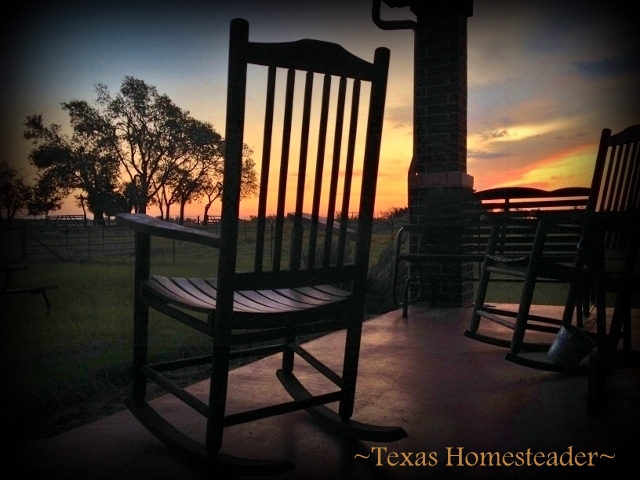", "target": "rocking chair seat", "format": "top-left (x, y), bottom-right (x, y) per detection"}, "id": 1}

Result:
top-left (143, 275), bottom-right (351, 320)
